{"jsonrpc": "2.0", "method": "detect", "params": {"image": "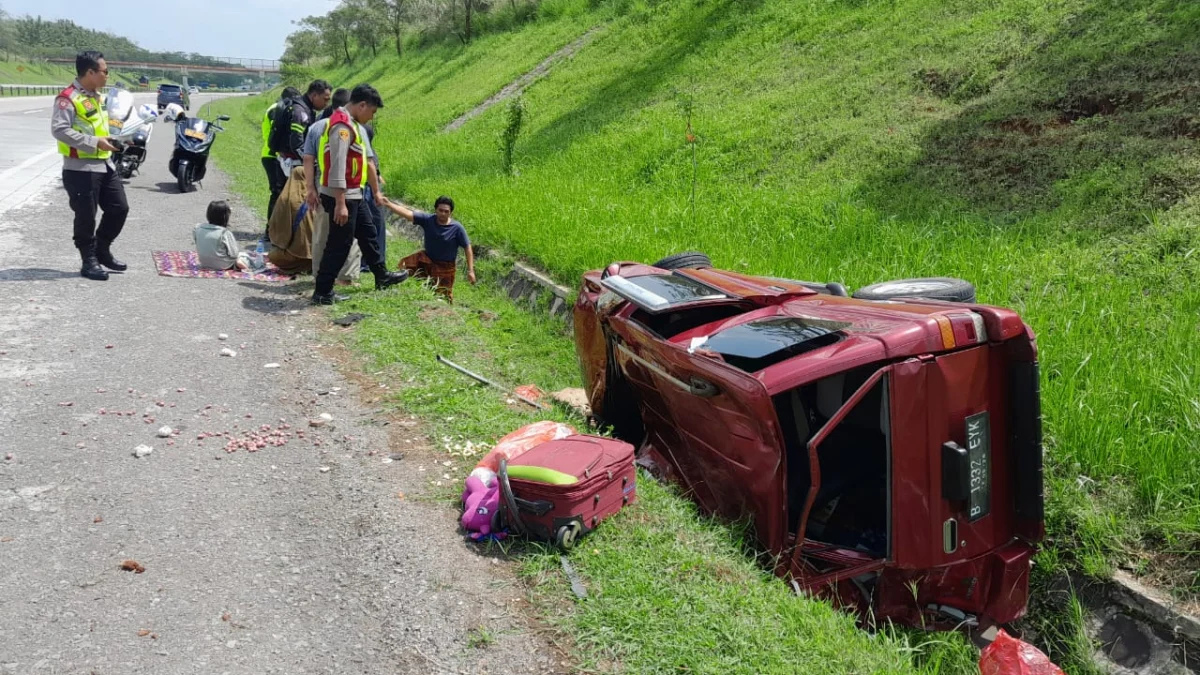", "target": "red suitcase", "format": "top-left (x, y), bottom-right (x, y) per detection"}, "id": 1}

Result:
top-left (498, 435), bottom-right (637, 549)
